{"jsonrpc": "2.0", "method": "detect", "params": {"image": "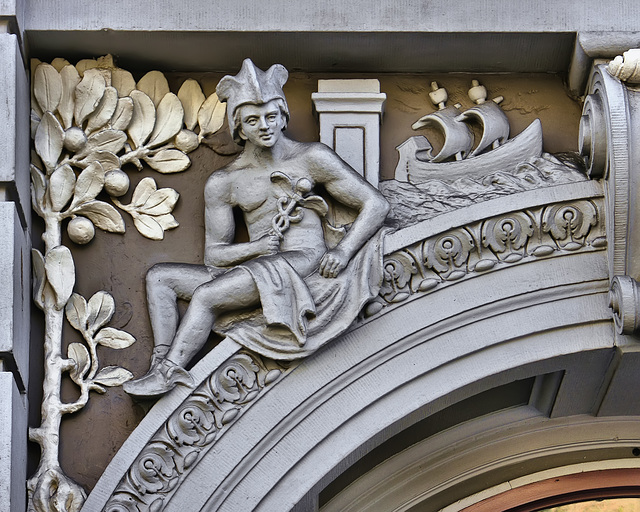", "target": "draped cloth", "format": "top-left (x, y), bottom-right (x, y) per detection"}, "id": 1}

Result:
top-left (215, 229), bottom-right (386, 360)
